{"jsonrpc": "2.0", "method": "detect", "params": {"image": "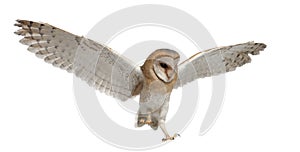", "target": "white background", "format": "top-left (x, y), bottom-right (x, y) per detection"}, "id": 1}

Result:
top-left (1, 0), bottom-right (300, 151)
